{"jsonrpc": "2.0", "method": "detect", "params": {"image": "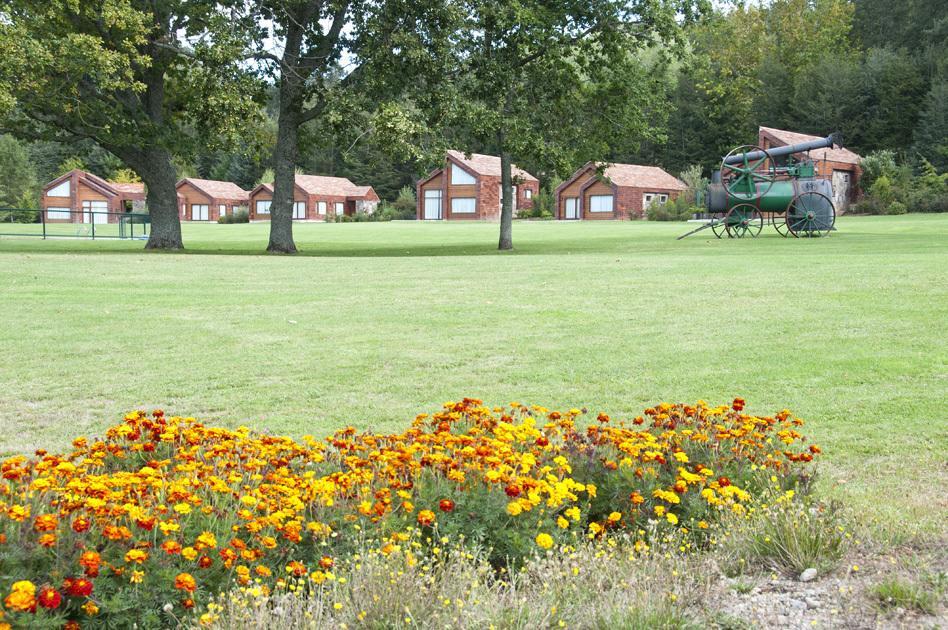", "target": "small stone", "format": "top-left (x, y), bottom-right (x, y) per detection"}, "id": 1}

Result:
top-left (777, 614), bottom-right (789, 624)
top-left (789, 598), bottom-right (807, 611)
top-left (800, 568), bottom-right (818, 582)
top-left (805, 597), bottom-right (820, 609)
